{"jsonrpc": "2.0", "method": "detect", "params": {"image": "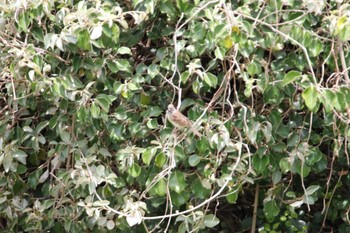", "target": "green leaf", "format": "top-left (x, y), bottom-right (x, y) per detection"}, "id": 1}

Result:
top-left (271, 143), bottom-right (286, 153)
top-left (247, 121), bottom-right (260, 144)
top-left (340, 87), bottom-right (350, 108)
top-left (76, 107), bottom-right (87, 122)
top-left (263, 85), bottom-right (283, 105)
top-left (35, 121), bottom-right (49, 134)
top-left (155, 152), bottom-right (166, 167)
top-left (142, 148), bottom-right (157, 165)
top-left (18, 12), bottom-right (30, 32)
top-left (117, 46), bottom-right (132, 55)
top-left (279, 158), bottom-right (291, 173)
top-left (293, 159), bottom-right (311, 178)
top-left (128, 163), bottom-right (141, 178)
top-left (116, 59), bottom-right (132, 72)
top-left (13, 179), bottom-right (25, 195)
top-left (44, 33), bottom-right (57, 50)
top-left (146, 64), bottom-right (159, 79)
top-left (32, 27), bottom-right (44, 41)
top-left (192, 79), bottom-right (200, 94)
top-left (192, 22), bottom-right (207, 41)
top-left (127, 82), bottom-right (140, 91)
top-left (261, 122), bottom-right (272, 142)
top-left (335, 91), bottom-right (346, 111)
top-left (59, 130), bottom-right (71, 144)
top-left (13, 149), bottom-right (27, 165)
top-left (188, 154), bottom-right (201, 167)
top-left (214, 24), bottom-right (227, 38)
top-left (306, 148), bottom-right (322, 165)
top-left (140, 93), bottom-right (151, 105)
top-left (99, 148), bottom-right (112, 157)
top-left (301, 31), bottom-right (312, 47)
top-left (107, 60), bottom-right (118, 73)
top-left (320, 90), bottom-right (334, 113)
top-left (160, 1), bottom-right (177, 20)
top-left (111, 24), bottom-right (120, 43)
top-left (103, 24), bottom-right (120, 43)
top-left (72, 56), bottom-right (82, 72)
top-left (306, 185), bottom-right (320, 195)
top-left (93, 200), bottom-right (110, 207)
top-left (276, 125), bottom-right (290, 138)
top-left (39, 169), bottom-right (49, 183)
top-left (309, 40), bottom-right (323, 57)
top-left (155, 178), bottom-right (167, 196)
top-left (214, 47), bottom-right (226, 60)
top-left (169, 172), bottom-right (186, 193)
top-left (247, 61), bottom-right (261, 76)
top-left (272, 170), bottom-right (282, 184)
top-left (23, 126), bottom-right (33, 133)
top-left (226, 190), bottom-right (239, 204)
top-left (95, 98), bottom-right (109, 112)
top-left (171, 191), bottom-right (189, 207)
top-left (148, 106), bottom-right (163, 117)
top-left (204, 214), bottom-right (220, 228)
top-left (176, 0), bottom-right (189, 12)
top-left (196, 137), bottom-right (209, 154)
top-left (115, 106), bottom-right (127, 120)
top-left (253, 155), bottom-right (269, 174)
top-left (95, 94), bottom-right (116, 112)
top-left (322, 89), bottom-right (344, 112)
top-left (302, 85), bottom-right (319, 111)
top-left (203, 72), bottom-right (218, 87)
top-left (264, 200), bottom-right (280, 222)
top-left (90, 25), bottom-right (103, 40)
top-left (181, 71), bottom-right (190, 84)
top-left (287, 132), bottom-right (299, 148)
top-left (28, 171), bottom-right (40, 189)
top-left (2, 153), bottom-right (13, 172)
top-left (129, 123), bottom-right (141, 135)
top-left (191, 179), bottom-right (211, 199)
top-left (147, 118), bottom-right (159, 129)
top-left (335, 16), bottom-right (350, 41)
top-left (77, 29), bottom-right (91, 50)
top-left (283, 71), bottom-right (302, 86)
top-left (107, 59), bottom-right (132, 73)
top-left (241, 40), bottom-right (254, 57)
top-left (91, 102), bottom-right (101, 118)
